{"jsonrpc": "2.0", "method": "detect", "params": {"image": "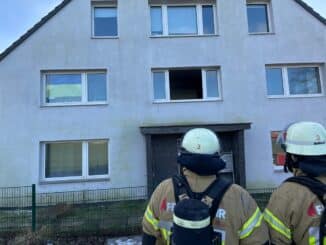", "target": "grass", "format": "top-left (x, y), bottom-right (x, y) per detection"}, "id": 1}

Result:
top-left (0, 189), bottom-right (273, 239)
top-left (0, 199), bottom-right (147, 238)
top-left (37, 199), bottom-right (147, 236)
